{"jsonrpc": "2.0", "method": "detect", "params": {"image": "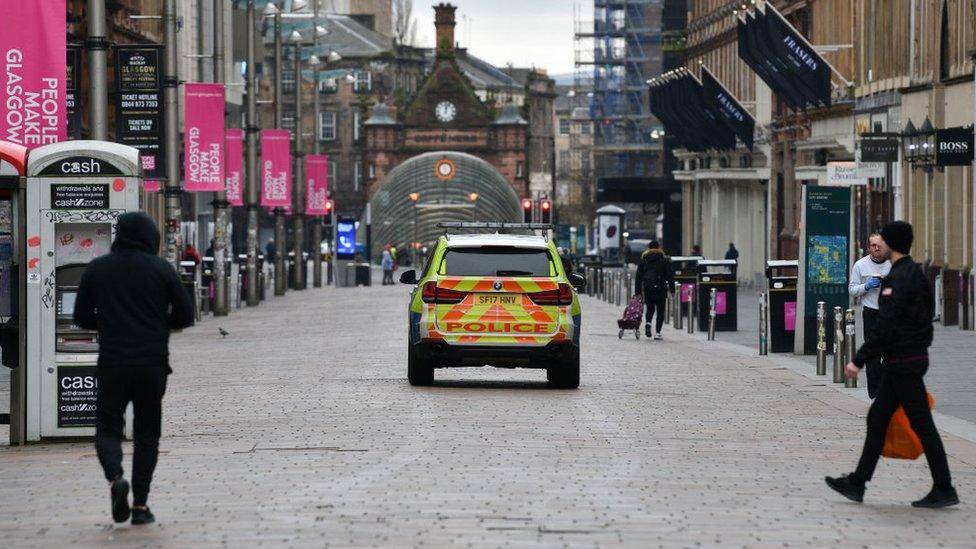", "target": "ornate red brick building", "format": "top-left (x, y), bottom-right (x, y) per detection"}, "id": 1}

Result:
top-left (364, 3), bottom-right (529, 200)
